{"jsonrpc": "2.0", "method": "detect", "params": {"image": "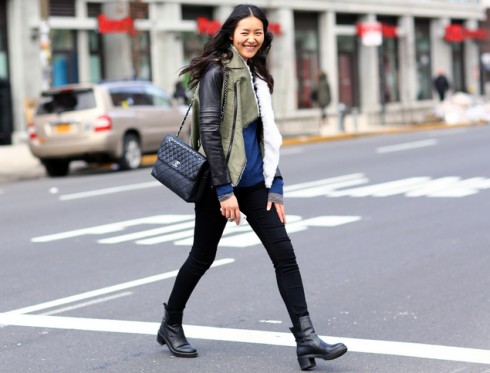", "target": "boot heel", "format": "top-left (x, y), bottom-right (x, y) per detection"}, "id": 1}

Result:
top-left (297, 356), bottom-right (316, 371)
top-left (156, 332), bottom-right (166, 345)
